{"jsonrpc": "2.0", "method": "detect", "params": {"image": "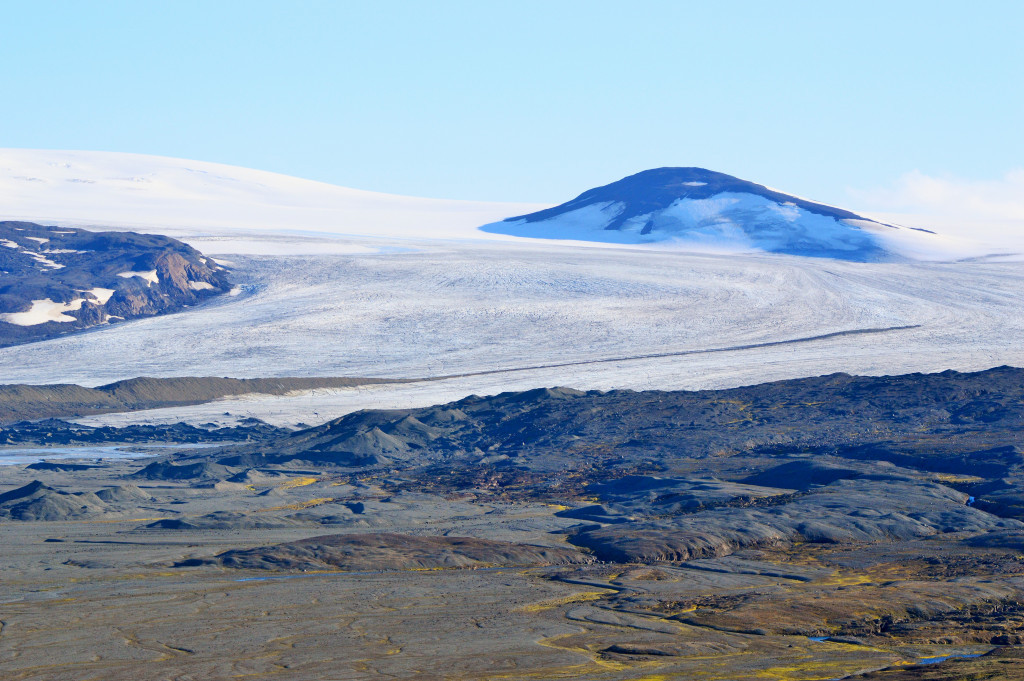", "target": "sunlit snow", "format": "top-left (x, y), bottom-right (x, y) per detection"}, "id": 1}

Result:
top-left (85, 287), bottom-right (115, 304)
top-left (0, 298), bottom-right (85, 325)
top-left (116, 270), bottom-right (159, 285)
